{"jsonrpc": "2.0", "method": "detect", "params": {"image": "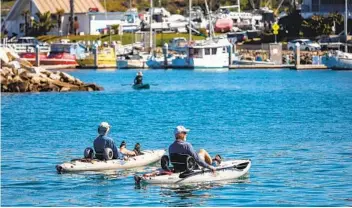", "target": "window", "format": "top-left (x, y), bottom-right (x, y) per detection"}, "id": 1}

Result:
top-left (212, 48), bottom-right (217, 55)
top-left (205, 48), bottom-right (210, 55)
top-left (193, 48), bottom-right (203, 58)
